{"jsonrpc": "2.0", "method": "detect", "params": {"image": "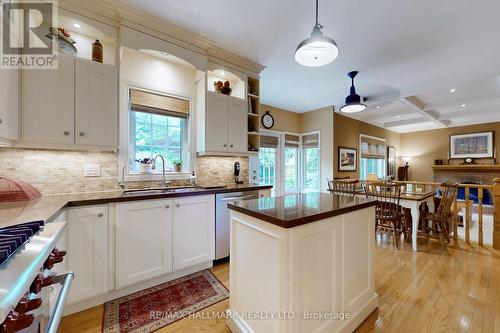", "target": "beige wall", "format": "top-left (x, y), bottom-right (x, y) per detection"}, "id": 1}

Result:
top-left (301, 106), bottom-right (334, 184)
top-left (260, 104), bottom-right (301, 133)
top-left (400, 122), bottom-right (500, 181)
top-left (334, 113), bottom-right (400, 179)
